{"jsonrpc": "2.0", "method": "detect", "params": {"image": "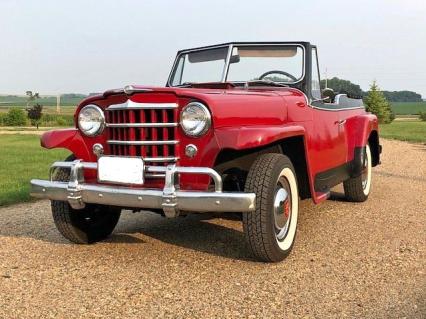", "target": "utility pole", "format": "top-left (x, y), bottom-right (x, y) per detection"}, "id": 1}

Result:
top-left (56, 94), bottom-right (61, 113)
